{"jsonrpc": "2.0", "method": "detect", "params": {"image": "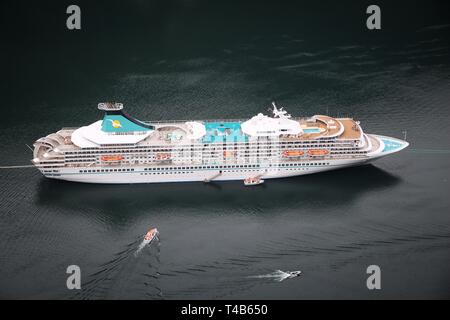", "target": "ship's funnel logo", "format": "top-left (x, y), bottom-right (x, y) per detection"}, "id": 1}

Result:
top-left (108, 119), bottom-right (122, 129)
